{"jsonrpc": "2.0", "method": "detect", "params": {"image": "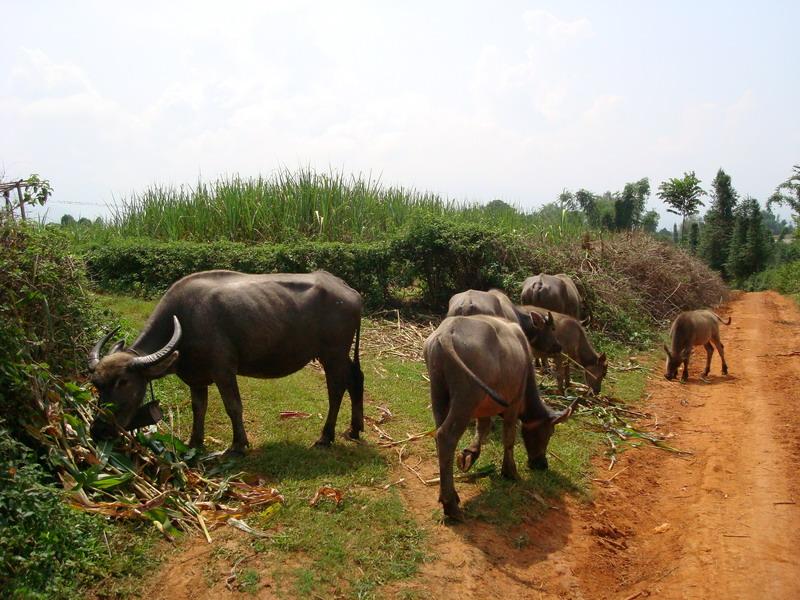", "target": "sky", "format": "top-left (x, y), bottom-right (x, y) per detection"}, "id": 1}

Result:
top-left (1, 1), bottom-right (798, 226)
